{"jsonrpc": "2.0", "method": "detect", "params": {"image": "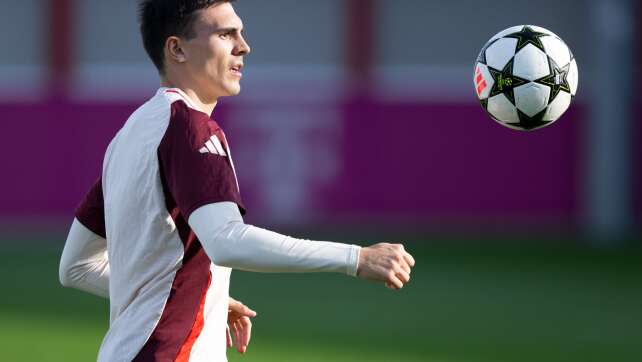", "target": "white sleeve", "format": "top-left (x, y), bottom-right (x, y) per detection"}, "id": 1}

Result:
top-left (59, 218), bottom-right (110, 298)
top-left (188, 202), bottom-right (361, 276)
